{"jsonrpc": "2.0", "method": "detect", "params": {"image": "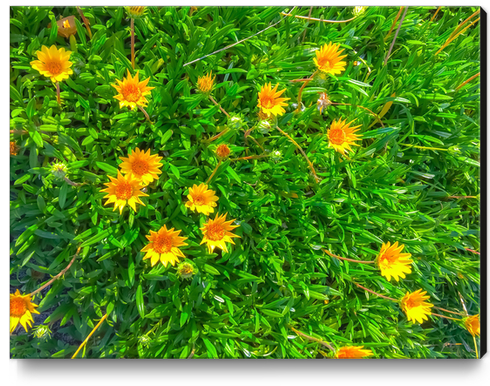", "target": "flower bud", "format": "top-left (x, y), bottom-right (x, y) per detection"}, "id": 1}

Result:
top-left (177, 261), bottom-right (197, 280)
top-left (50, 162), bottom-right (68, 180)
